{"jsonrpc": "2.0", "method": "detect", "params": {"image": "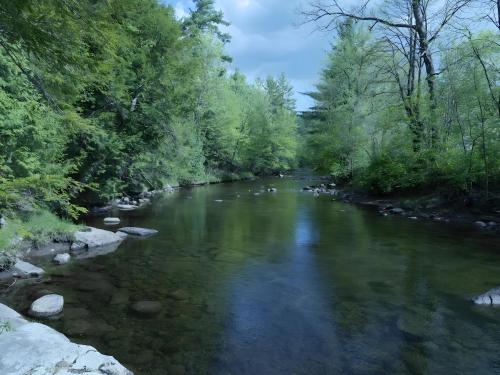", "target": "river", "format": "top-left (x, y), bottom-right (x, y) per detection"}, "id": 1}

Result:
top-left (2, 177), bottom-right (500, 374)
